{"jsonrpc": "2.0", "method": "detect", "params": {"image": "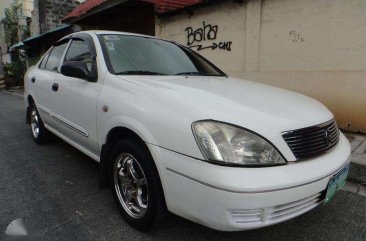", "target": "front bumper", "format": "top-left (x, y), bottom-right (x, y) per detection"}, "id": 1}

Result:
top-left (148, 133), bottom-right (351, 231)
